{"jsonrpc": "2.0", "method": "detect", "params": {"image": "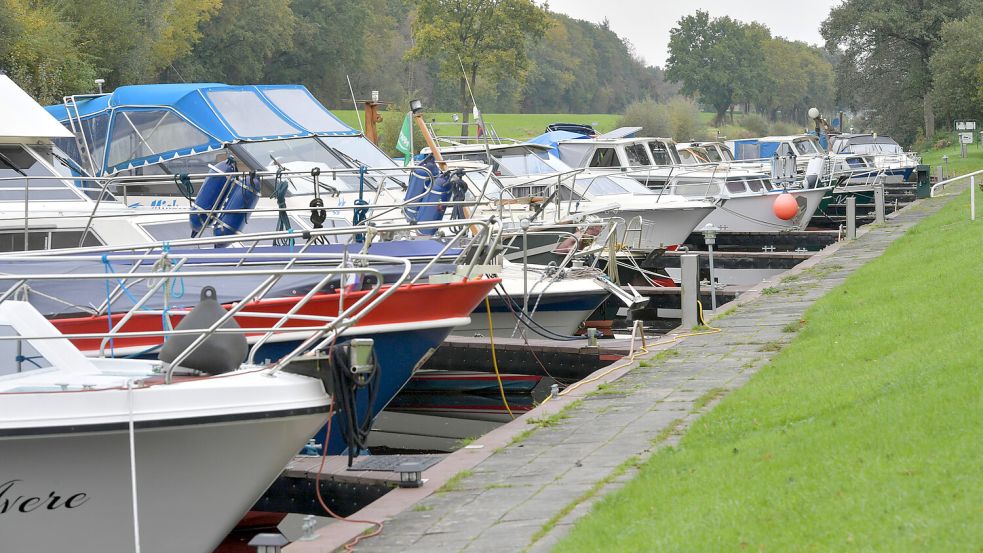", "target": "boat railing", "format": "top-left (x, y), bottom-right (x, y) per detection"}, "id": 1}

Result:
top-left (0, 170), bottom-right (512, 249)
top-left (0, 247), bottom-right (415, 383)
top-left (425, 121), bottom-right (510, 145)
